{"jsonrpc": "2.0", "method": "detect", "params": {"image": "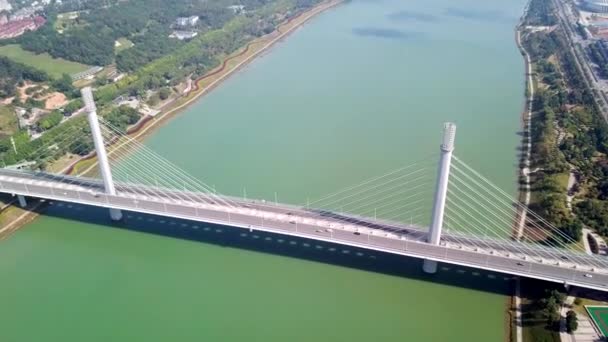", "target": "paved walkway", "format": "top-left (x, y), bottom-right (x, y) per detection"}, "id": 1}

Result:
top-left (572, 316), bottom-right (603, 342)
top-left (559, 293), bottom-right (603, 342)
top-left (560, 296), bottom-right (575, 342)
top-left (515, 278), bottom-right (523, 342)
